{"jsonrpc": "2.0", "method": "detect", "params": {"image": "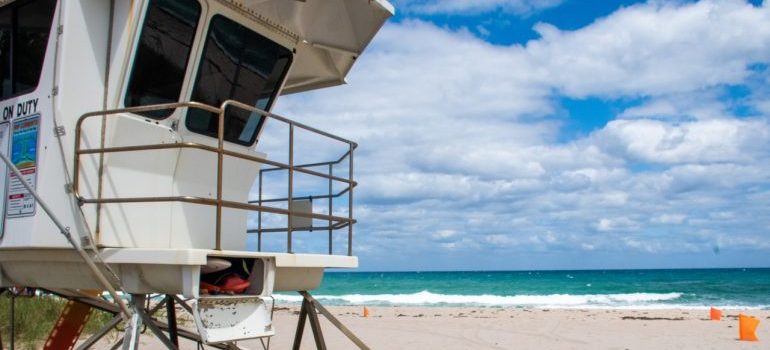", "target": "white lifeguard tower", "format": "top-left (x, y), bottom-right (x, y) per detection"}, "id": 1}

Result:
top-left (0, 0), bottom-right (392, 348)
